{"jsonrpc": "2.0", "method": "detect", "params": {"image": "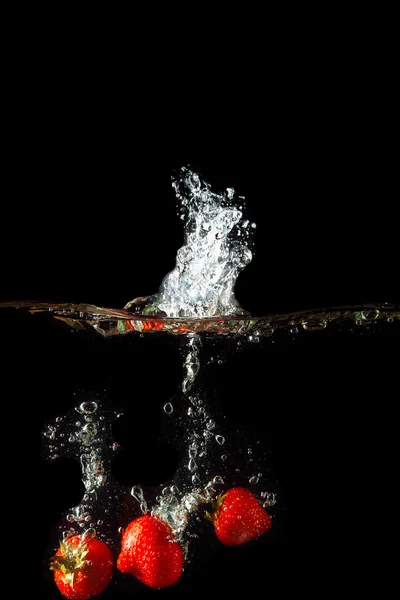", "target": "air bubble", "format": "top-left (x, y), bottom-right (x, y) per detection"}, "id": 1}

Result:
top-left (188, 458), bottom-right (198, 472)
top-left (131, 486), bottom-right (144, 501)
top-left (216, 435), bottom-right (225, 445)
top-left (78, 422), bottom-right (98, 446)
top-left (189, 444), bottom-right (198, 458)
top-left (302, 319), bottom-right (327, 331)
top-left (213, 475), bottom-right (224, 485)
top-left (249, 475), bottom-right (259, 484)
top-left (361, 309), bottom-right (380, 321)
top-left (163, 402), bottom-right (173, 414)
top-left (80, 401), bottom-right (98, 414)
